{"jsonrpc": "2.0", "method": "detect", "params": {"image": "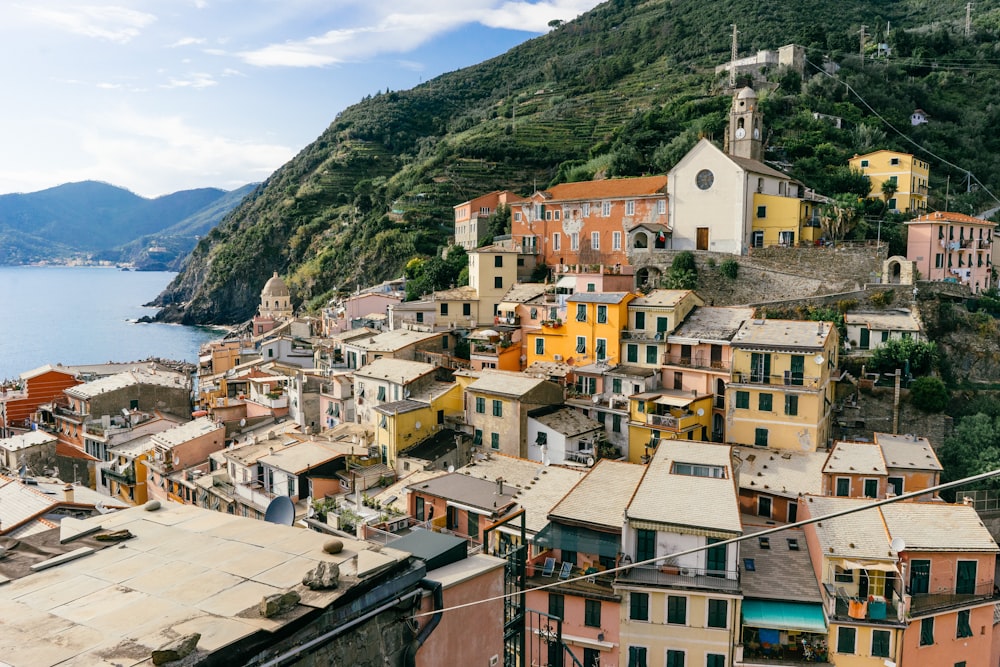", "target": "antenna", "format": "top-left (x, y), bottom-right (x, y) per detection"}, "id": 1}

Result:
top-left (263, 495), bottom-right (295, 525)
